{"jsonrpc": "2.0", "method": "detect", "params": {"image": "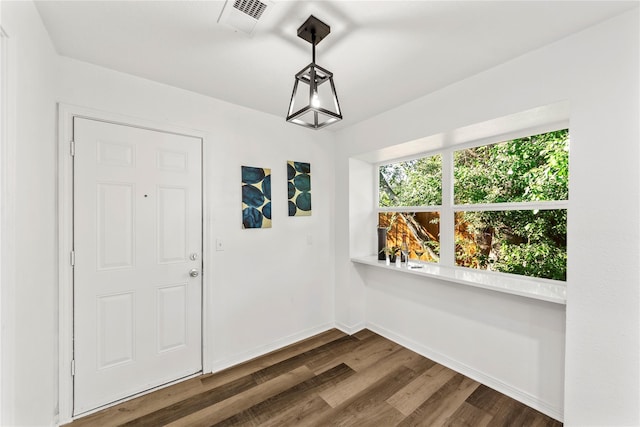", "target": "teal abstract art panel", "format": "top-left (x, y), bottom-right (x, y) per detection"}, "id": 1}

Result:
top-left (242, 166), bottom-right (272, 228)
top-left (287, 161), bottom-right (311, 216)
